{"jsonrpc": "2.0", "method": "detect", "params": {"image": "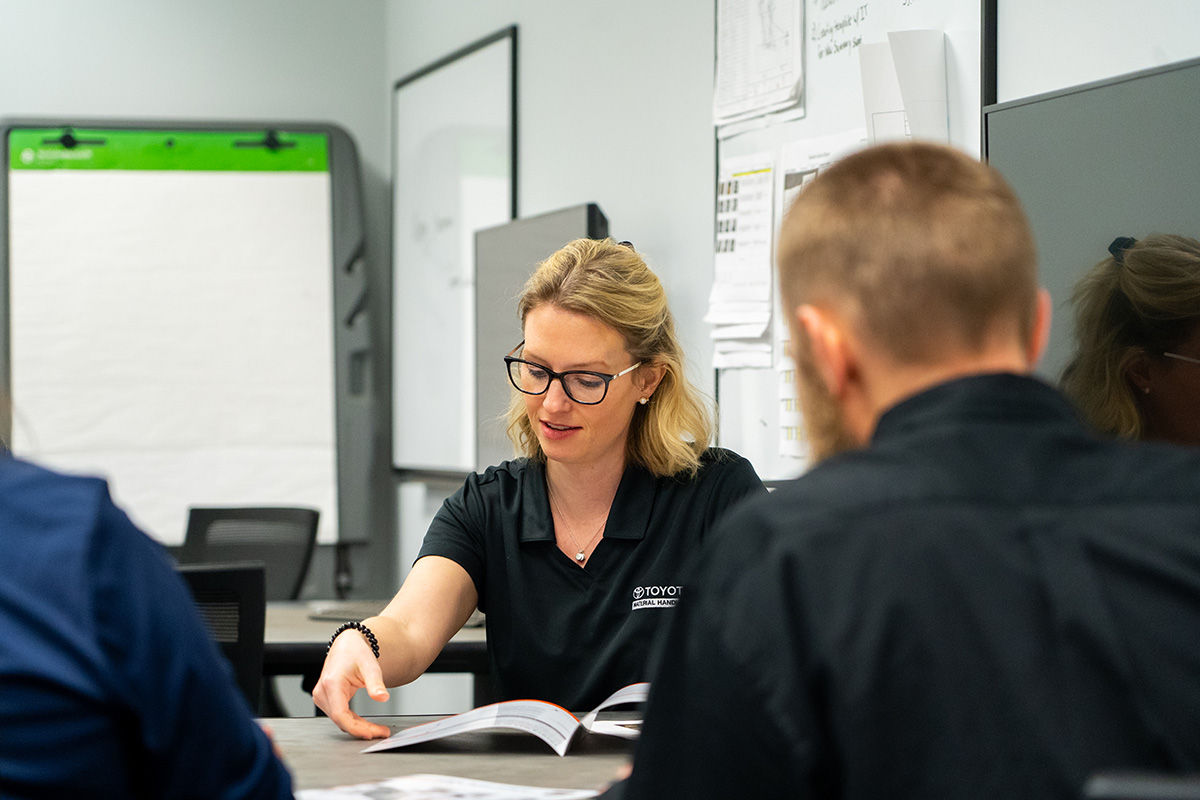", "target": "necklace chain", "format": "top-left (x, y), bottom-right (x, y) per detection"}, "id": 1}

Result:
top-left (547, 485), bottom-right (608, 564)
